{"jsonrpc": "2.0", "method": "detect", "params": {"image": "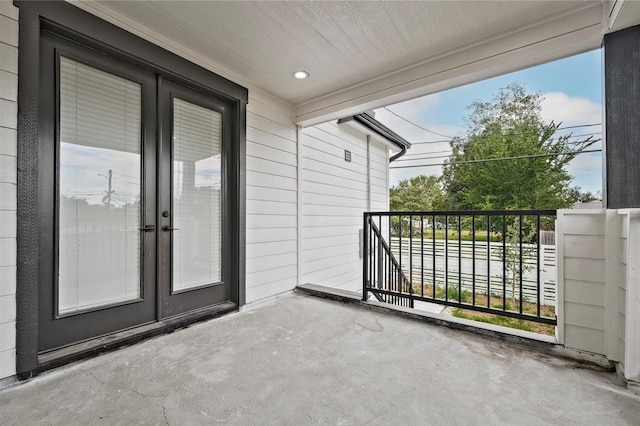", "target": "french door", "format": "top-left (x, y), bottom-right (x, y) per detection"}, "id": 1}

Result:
top-left (158, 80), bottom-right (232, 318)
top-left (38, 32), bottom-right (233, 352)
